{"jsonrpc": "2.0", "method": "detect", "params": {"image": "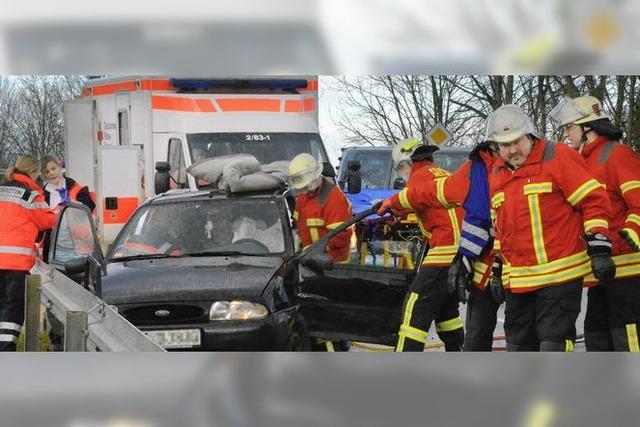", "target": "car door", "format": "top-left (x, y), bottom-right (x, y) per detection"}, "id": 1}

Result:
top-left (47, 202), bottom-right (104, 285)
top-left (298, 223), bottom-right (425, 346)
